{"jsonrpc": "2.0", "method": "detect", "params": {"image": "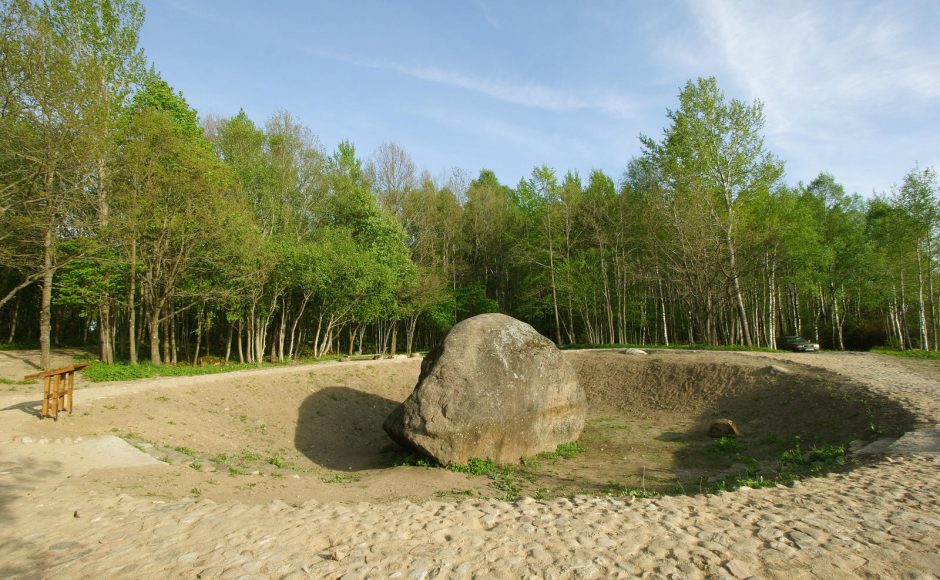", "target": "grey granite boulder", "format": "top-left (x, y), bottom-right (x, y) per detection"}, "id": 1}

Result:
top-left (383, 313), bottom-right (586, 465)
